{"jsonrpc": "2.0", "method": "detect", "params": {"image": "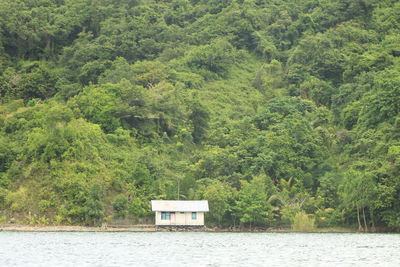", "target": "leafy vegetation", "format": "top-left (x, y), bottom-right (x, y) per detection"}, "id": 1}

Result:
top-left (0, 0), bottom-right (399, 231)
